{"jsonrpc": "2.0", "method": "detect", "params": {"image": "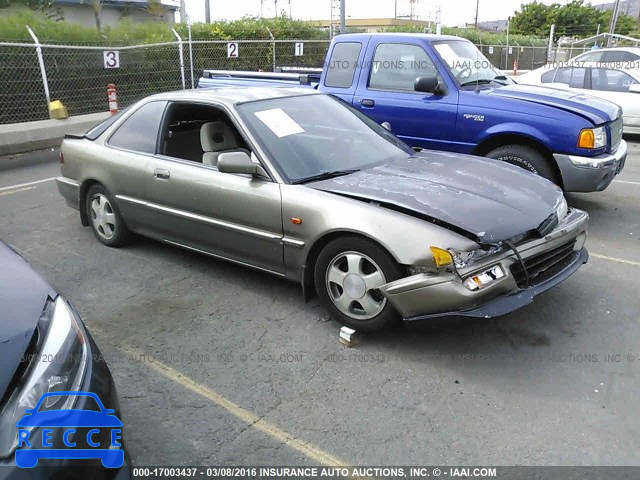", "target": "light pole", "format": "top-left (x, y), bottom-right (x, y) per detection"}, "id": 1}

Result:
top-left (475, 0), bottom-right (480, 29)
top-left (204, 0), bottom-right (210, 23)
